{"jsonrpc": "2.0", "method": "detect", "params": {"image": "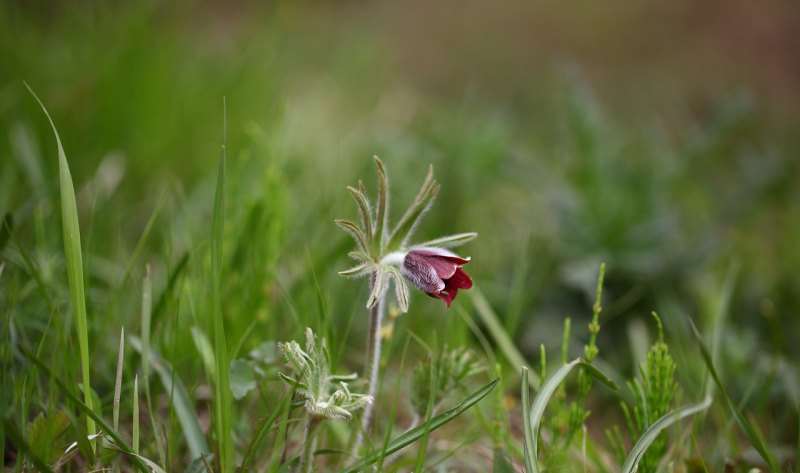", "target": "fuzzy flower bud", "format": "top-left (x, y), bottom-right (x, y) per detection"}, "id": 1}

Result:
top-left (401, 247), bottom-right (473, 308)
